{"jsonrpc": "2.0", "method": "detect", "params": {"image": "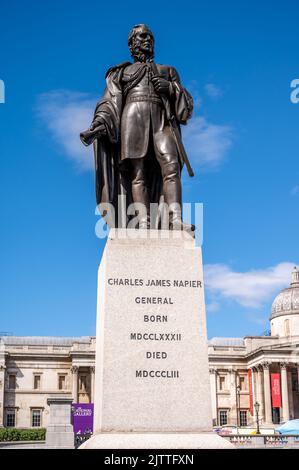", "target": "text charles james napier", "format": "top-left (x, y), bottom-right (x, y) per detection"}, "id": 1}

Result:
top-left (107, 277), bottom-right (202, 288)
